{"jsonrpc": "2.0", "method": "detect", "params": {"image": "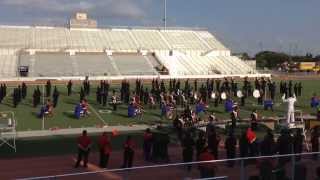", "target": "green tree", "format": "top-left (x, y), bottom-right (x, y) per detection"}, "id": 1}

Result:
top-left (255, 51), bottom-right (290, 69)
